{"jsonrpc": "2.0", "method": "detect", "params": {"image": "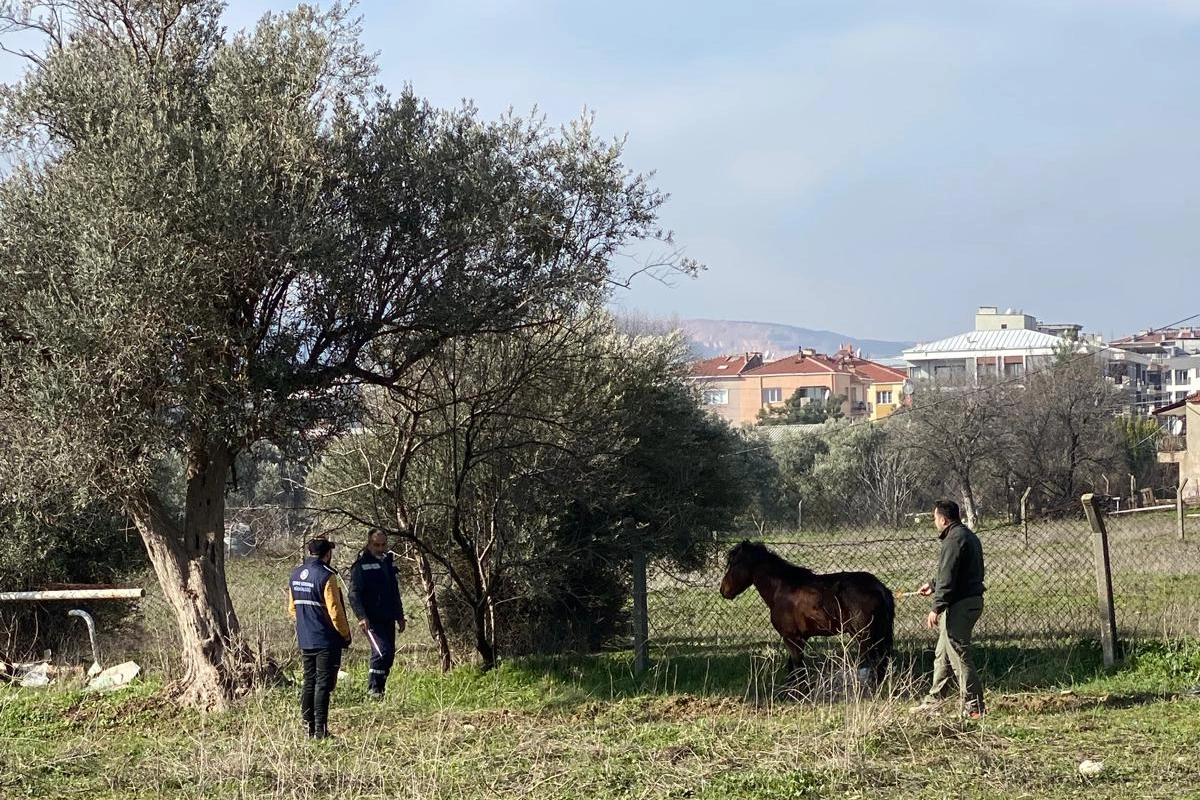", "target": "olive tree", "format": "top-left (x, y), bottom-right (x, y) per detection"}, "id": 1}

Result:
top-left (308, 323), bottom-right (748, 668)
top-left (0, 1), bottom-right (693, 708)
